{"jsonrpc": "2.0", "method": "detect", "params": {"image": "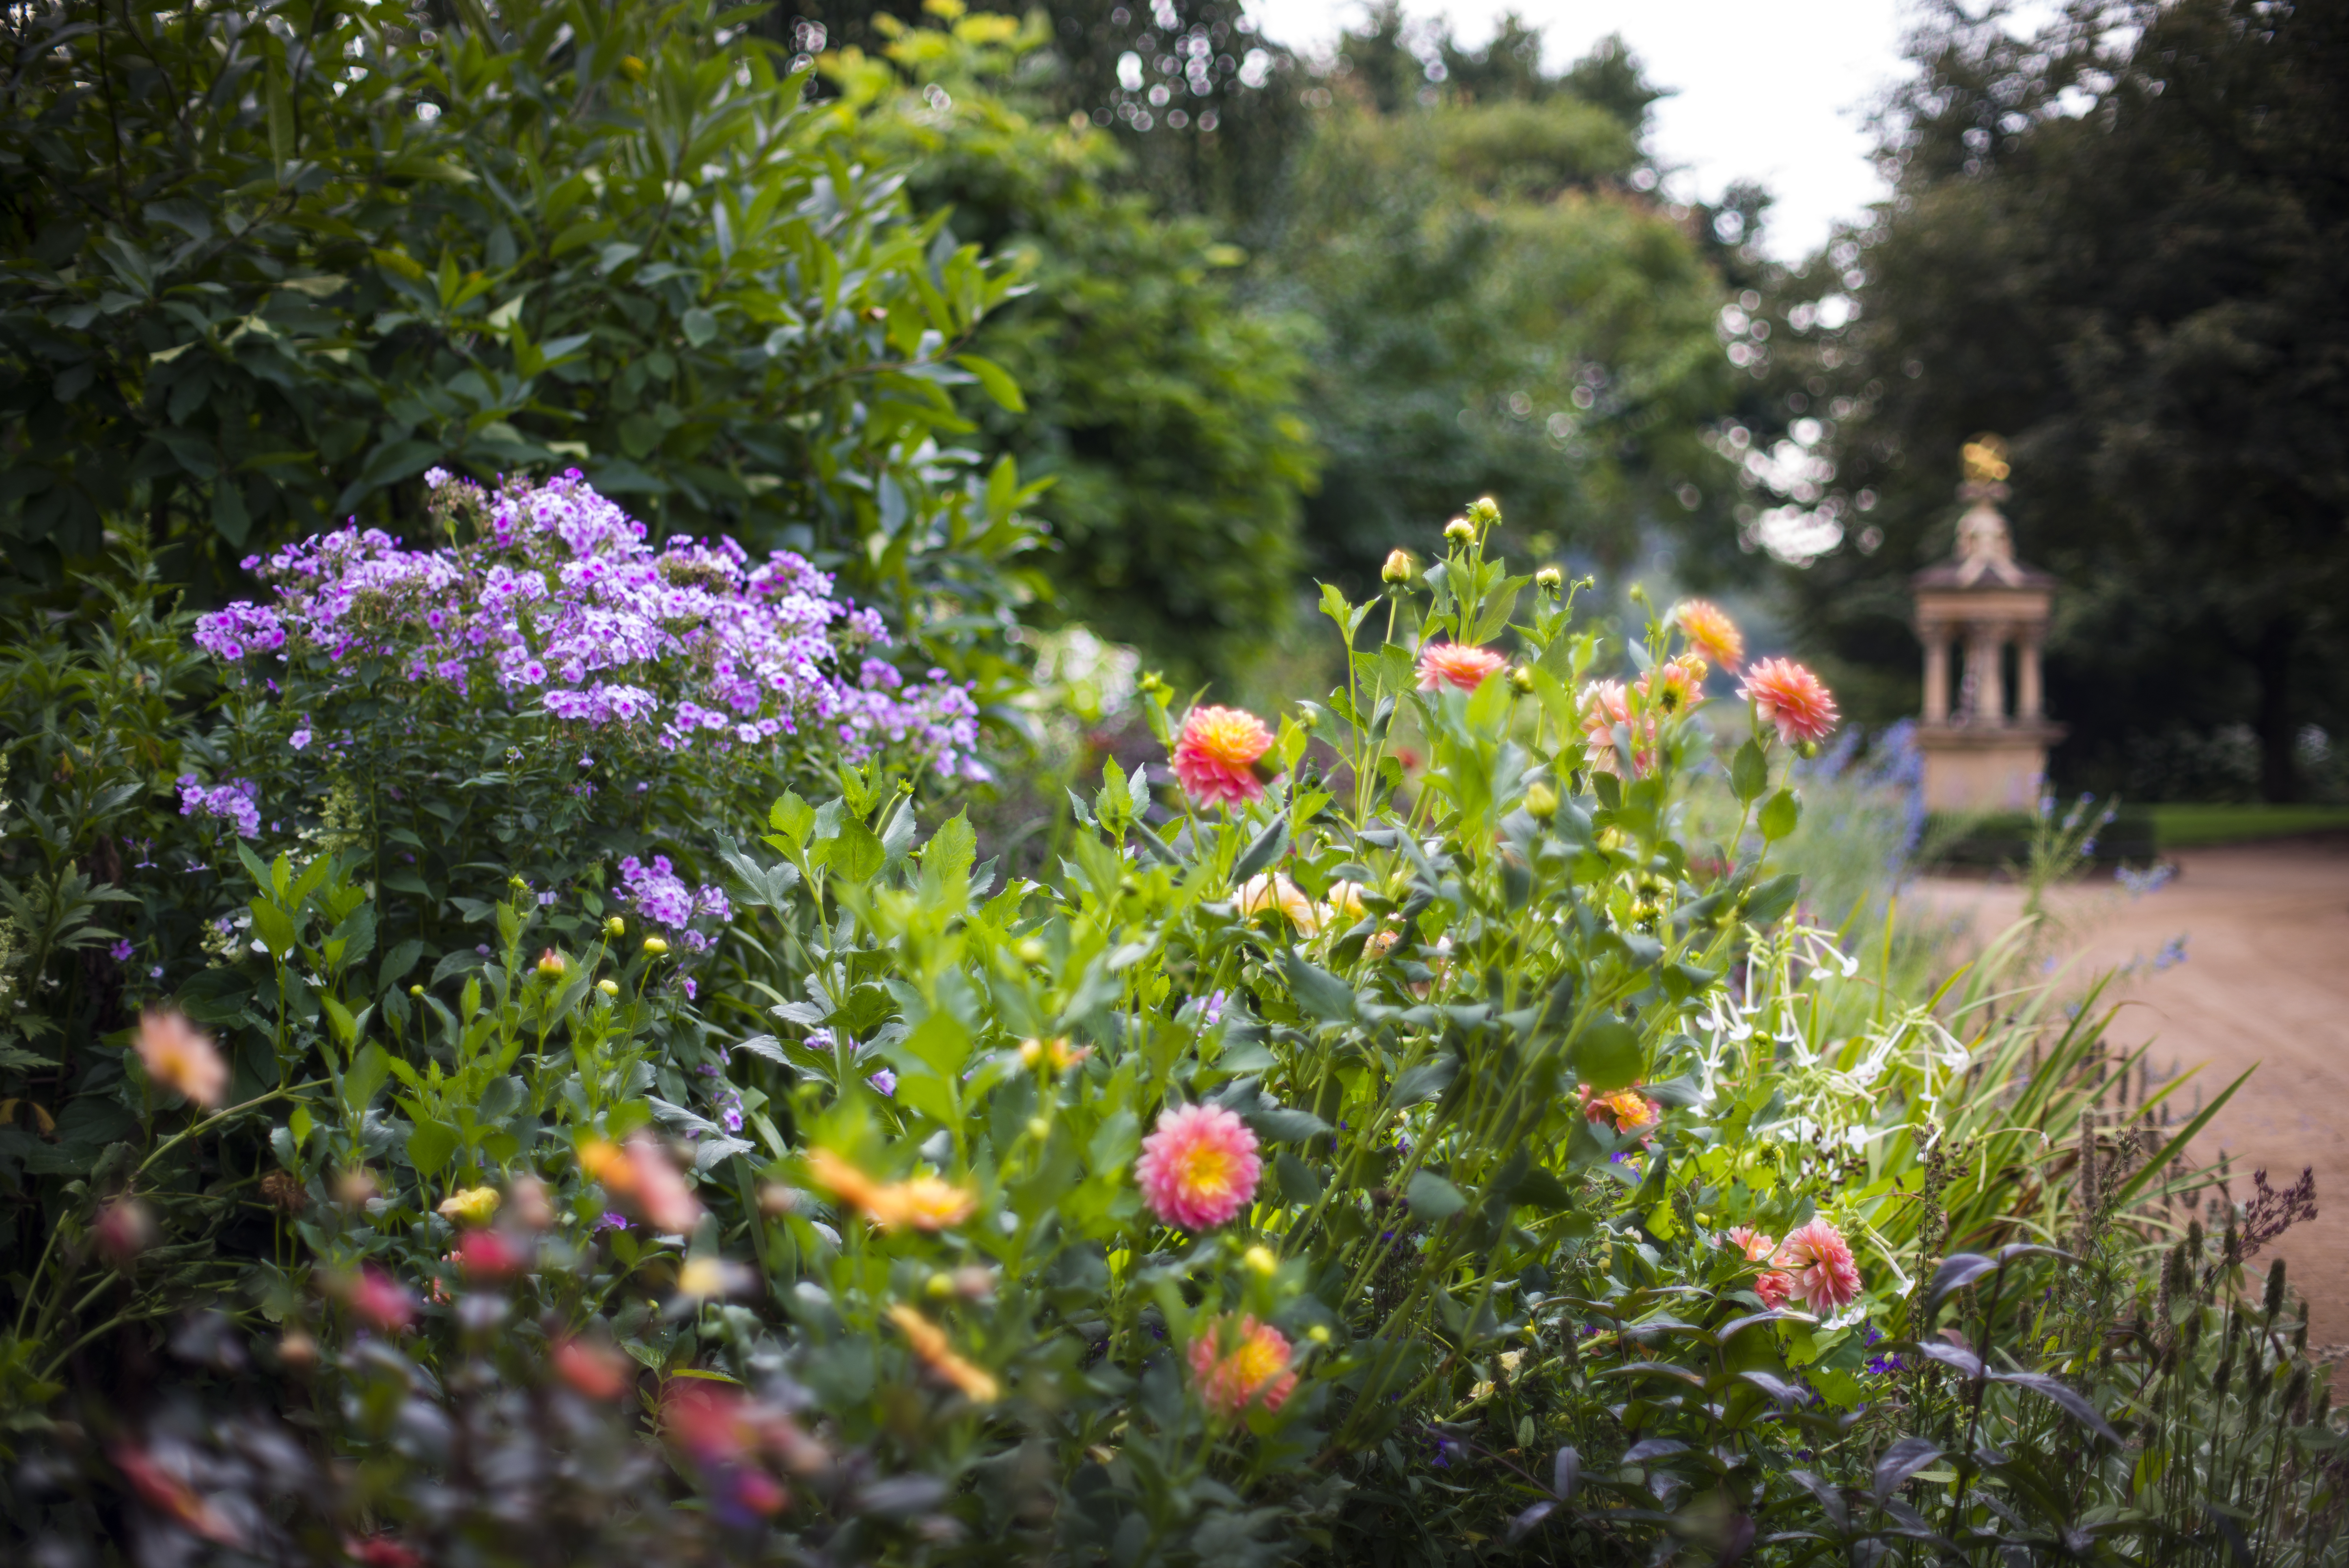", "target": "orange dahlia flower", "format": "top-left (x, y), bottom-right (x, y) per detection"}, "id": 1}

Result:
top-left (1739, 657), bottom-right (1840, 747)
top-left (806, 1148), bottom-right (976, 1232)
top-left (1672, 599), bottom-right (1745, 672)
top-left (135, 1010), bottom-right (228, 1109)
top-left (1188, 1313), bottom-right (1297, 1417)
top-left (1417, 642), bottom-right (1509, 693)
top-left (888, 1303), bottom-right (1000, 1402)
top-left (1172, 704), bottom-right (1273, 806)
